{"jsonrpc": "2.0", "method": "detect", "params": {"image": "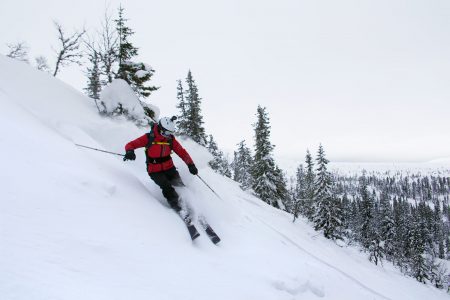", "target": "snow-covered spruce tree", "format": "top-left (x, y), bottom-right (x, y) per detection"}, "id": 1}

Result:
top-left (184, 70), bottom-right (207, 145)
top-left (99, 78), bottom-right (151, 126)
top-left (358, 176), bottom-right (375, 249)
top-left (379, 188), bottom-right (396, 261)
top-left (115, 5), bottom-right (136, 75)
top-left (340, 193), bottom-right (353, 238)
top-left (285, 176), bottom-right (297, 215)
top-left (445, 236), bottom-right (450, 260)
top-left (409, 204), bottom-right (430, 283)
top-left (292, 164), bottom-right (306, 221)
top-left (114, 6), bottom-right (158, 99)
top-left (251, 106), bottom-right (280, 208)
top-left (368, 194), bottom-right (384, 266)
top-left (427, 255), bottom-right (447, 289)
top-left (312, 144), bottom-right (343, 240)
top-left (274, 166), bottom-right (289, 211)
top-left (392, 197), bottom-right (413, 272)
top-left (304, 150), bottom-right (315, 221)
top-left (432, 199), bottom-right (445, 259)
top-left (175, 79), bottom-right (189, 135)
top-left (207, 135), bottom-right (231, 178)
top-left (84, 47), bottom-right (102, 111)
top-left (232, 140), bottom-right (253, 190)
